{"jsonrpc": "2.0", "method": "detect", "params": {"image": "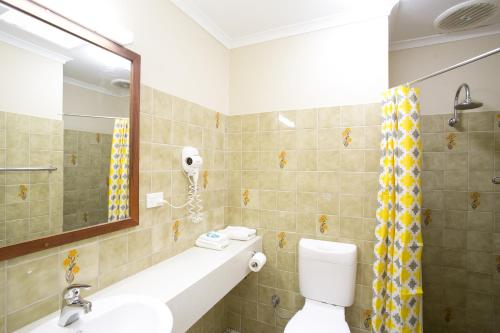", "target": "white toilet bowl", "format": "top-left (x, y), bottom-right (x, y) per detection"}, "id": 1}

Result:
top-left (284, 299), bottom-right (350, 333)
